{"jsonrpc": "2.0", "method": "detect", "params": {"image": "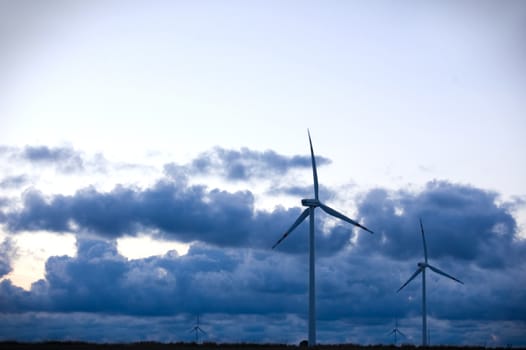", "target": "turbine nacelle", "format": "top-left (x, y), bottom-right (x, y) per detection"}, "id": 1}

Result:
top-left (301, 198), bottom-right (320, 207)
top-left (417, 262), bottom-right (426, 268)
